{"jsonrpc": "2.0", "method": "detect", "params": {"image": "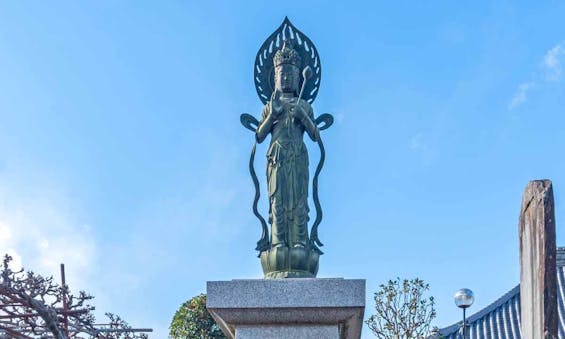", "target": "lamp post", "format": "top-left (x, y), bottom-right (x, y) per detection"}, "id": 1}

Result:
top-left (454, 288), bottom-right (474, 339)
